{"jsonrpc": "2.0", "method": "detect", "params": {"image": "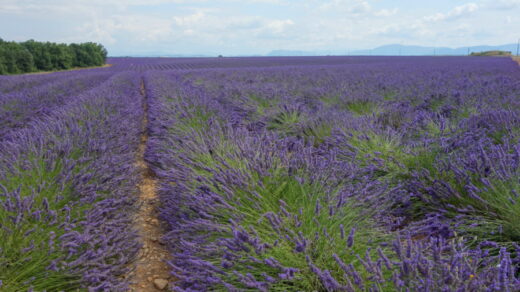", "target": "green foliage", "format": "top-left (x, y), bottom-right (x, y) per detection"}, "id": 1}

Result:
top-left (0, 155), bottom-right (88, 291)
top-left (342, 130), bottom-right (442, 183)
top-left (22, 40), bottom-right (53, 71)
top-left (69, 42), bottom-right (107, 67)
top-left (188, 137), bottom-right (387, 290)
top-left (249, 94), bottom-right (277, 115)
top-left (0, 38), bottom-right (107, 75)
top-left (166, 95), bottom-right (391, 291)
top-left (0, 39), bottom-right (35, 74)
top-left (470, 50), bottom-right (512, 56)
top-left (346, 131), bottom-right (408, 172)
top-left (321, 96), bottom-right (379, 116)
top-left (439, 169), bottom-right (520, 245)
top-left (267, 108), bottom-right (303, 136)
top-left (218, 171), bottom-right (386, 291)
top-left (173, 104), bottom-right (216, 135)
top-left (301, 120), bottom-right (333, 146)
top-left (344, 100), bottom-right (378, 116)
